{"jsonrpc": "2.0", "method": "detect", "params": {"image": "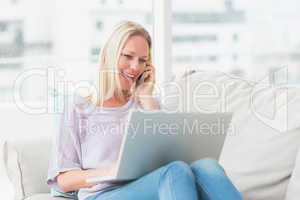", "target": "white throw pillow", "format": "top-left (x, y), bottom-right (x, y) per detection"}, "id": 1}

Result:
top-left (161, 70), bottom-right (300, 200)
top-left (3, 138), bottom-right (52, 200)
